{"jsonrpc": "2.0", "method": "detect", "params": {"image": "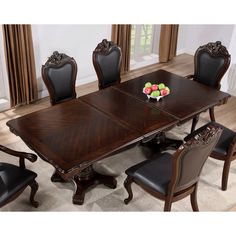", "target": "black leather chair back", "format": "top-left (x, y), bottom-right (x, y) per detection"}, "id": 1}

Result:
top-left (42, 51), bottom-right (77, 105)
top-left (193, 41), bottom-right (230, 89)
top-left (93, 39), bottom-right (122, 90)
top-left (172, 125), bottom-right (222, 193)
